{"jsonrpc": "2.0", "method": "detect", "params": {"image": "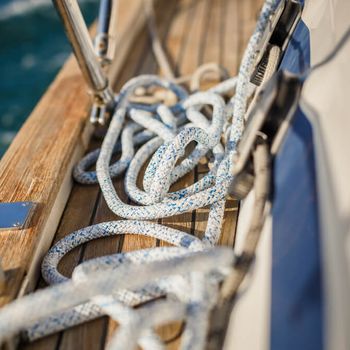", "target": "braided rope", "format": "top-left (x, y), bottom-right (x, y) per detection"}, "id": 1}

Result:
top-left (0, 1), bottom-right (280, 348)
